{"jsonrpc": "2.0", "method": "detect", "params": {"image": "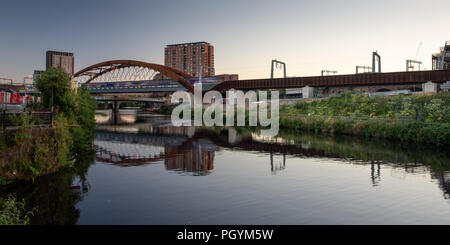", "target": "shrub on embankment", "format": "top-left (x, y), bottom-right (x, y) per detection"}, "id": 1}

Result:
top-left (282, 91), bottom-right (450, 123)
top-left (0, 68), bottom-right (96, 182)
top-left (0, 68), bottom-right (96, 225)
top-left (280, 115), bottom-right (449, 146)
top-left (0, 115), bottom-right (71, 181)
top-left (280, 92), bottom-right (450, 146)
